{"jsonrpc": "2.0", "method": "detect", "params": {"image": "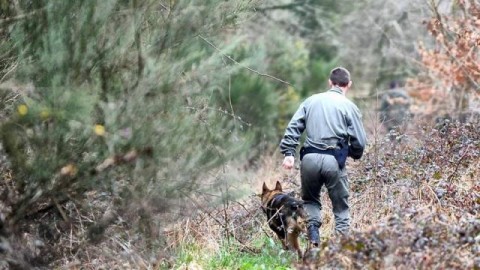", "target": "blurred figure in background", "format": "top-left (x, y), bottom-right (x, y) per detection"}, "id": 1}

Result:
top-left (379, 80), bottom-right (411, 132)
